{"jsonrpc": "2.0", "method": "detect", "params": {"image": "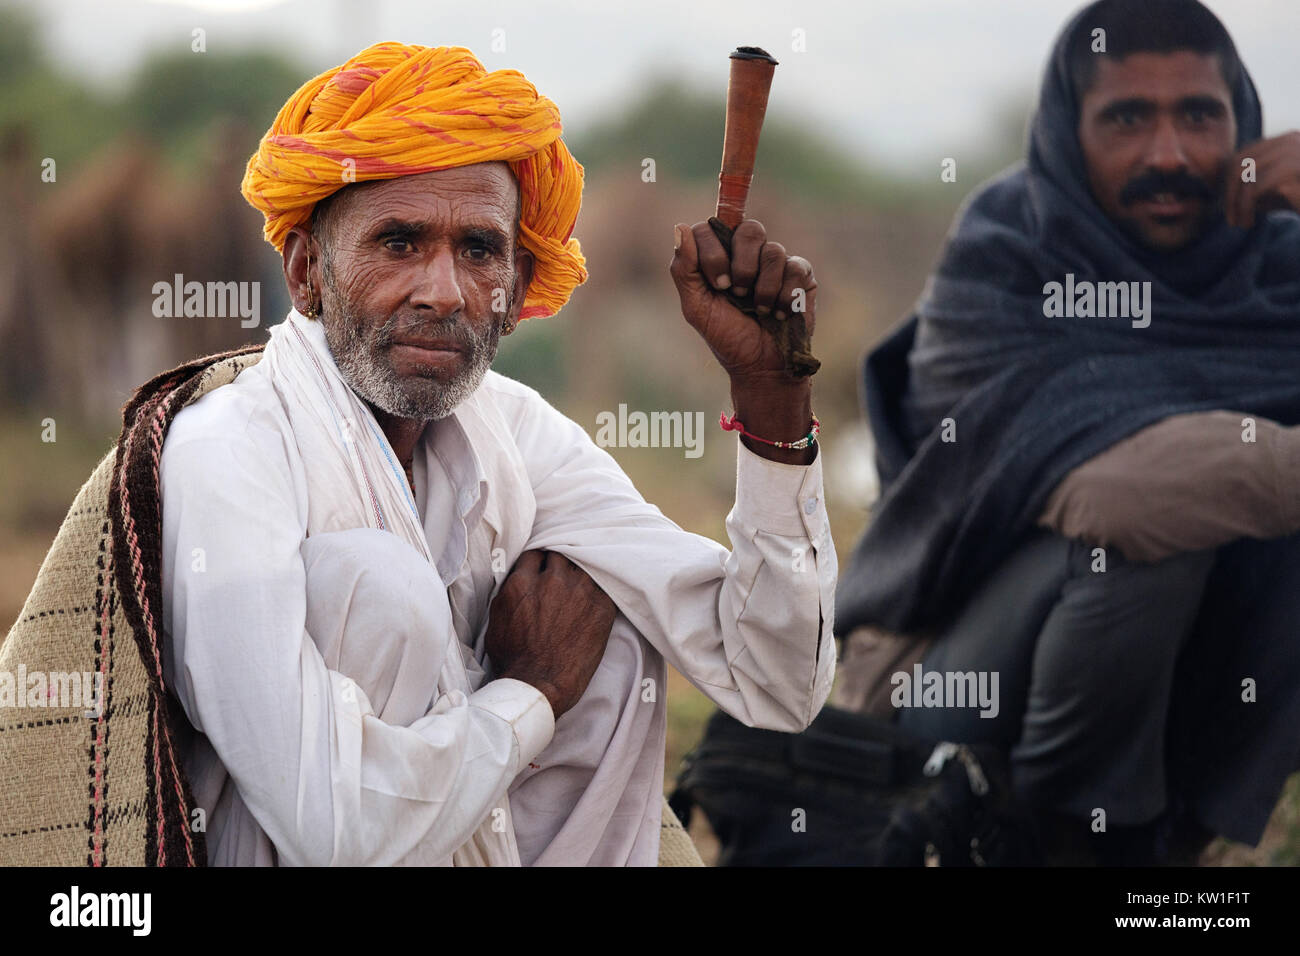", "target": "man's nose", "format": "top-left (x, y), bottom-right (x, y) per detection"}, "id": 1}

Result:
top-left (409, 246), bottom-right (466, 316)
top-left (1144, 115), bottom-right (1190, 171)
